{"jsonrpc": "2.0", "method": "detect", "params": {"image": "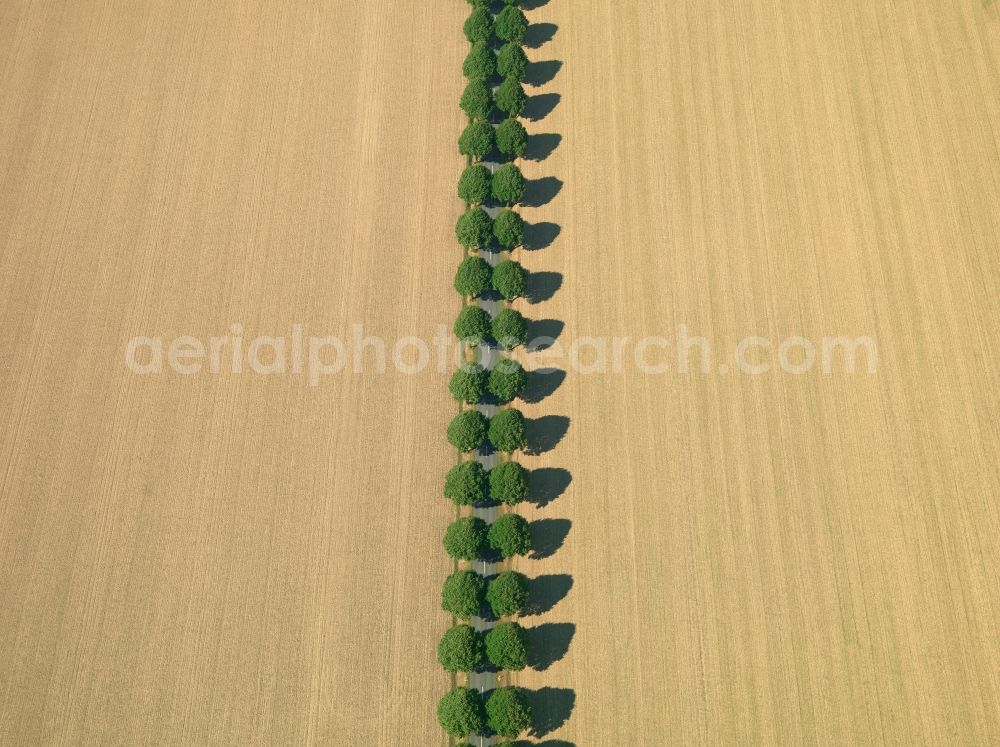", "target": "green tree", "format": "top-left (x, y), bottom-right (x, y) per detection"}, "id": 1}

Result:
top-left (492, 209), bottom-right (525, 249)
top-left (461, 80), bottom-right (493, 121)
top-left (442, 570), bottom-right (487, 619)
top-left (438, 624), bottom-right (485, 673)
top-left (497, 43), bottom-right (528, 81)
top-left (486, 687), bottom-right (532, 739)
top-left (456, 208), bottom-right (494, 248)
top-left (487, 570), bottom-right (529, 617)
top-left (444, 516), bottom-right (488, 561)
top-left (458, 164), bottom-right (492, 205)
top-left (463, 41), bottom-right (497, 81)
top-left (488, 513), bottom-right (532, 558)
top-left (437, 687), bottom-right (487, 736)
top-left (463, 8), bottom-right (494, 44)
top-left (488, 359), bottom-right (527, 403)
top-left (491, 164), bottom-right (526, 205)
top-left (484, 621), bottom-right (528, 671)
top-left (492, 308), bottom-right (529, 349)
top-left (454, 255), bottom-right (493, 297)
top-left (447, 409), bottom-right (488, 452)
top-left (488, 408), bottom-right (527, 453)
top-left (454, 306), bottom-right (492, 345)
top-left (495, 6), bottom-right (529, 44)
top-left (445, 461), bottom-right (488, 506)
top-left (495, 77), bottom-right (527, 118)
top-left (459, 121), bottom-right (495, 159)
top-left (495, 118), bottom-right (528, 158)
top-left (450, 365), bottom-right (488, 404)
top-left (489, 461), bottom-right (529, 505)
top-left (491, 259), bottom-right (527, 300)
